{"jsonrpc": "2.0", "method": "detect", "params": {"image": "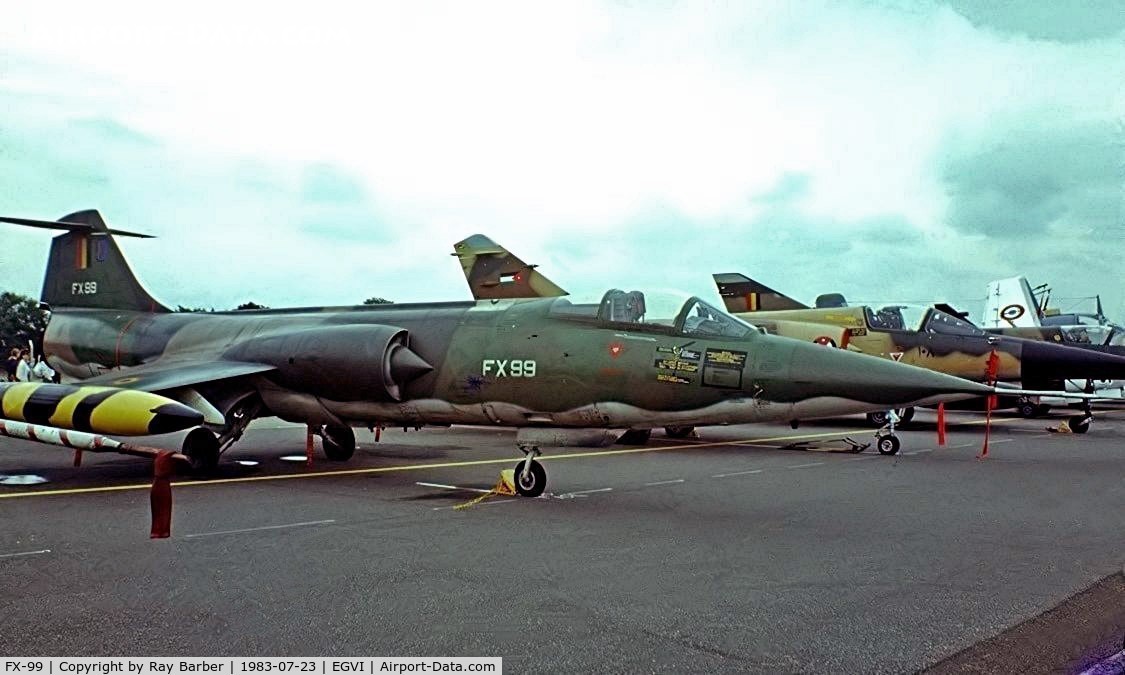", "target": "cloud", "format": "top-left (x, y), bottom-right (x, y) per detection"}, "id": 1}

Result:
top-left (939, 116), bottom-right (1122, 237)
top-left (1, 2), bottom-right (1124, 319)
top-left (948, 0), bottom-right (1125, 43)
